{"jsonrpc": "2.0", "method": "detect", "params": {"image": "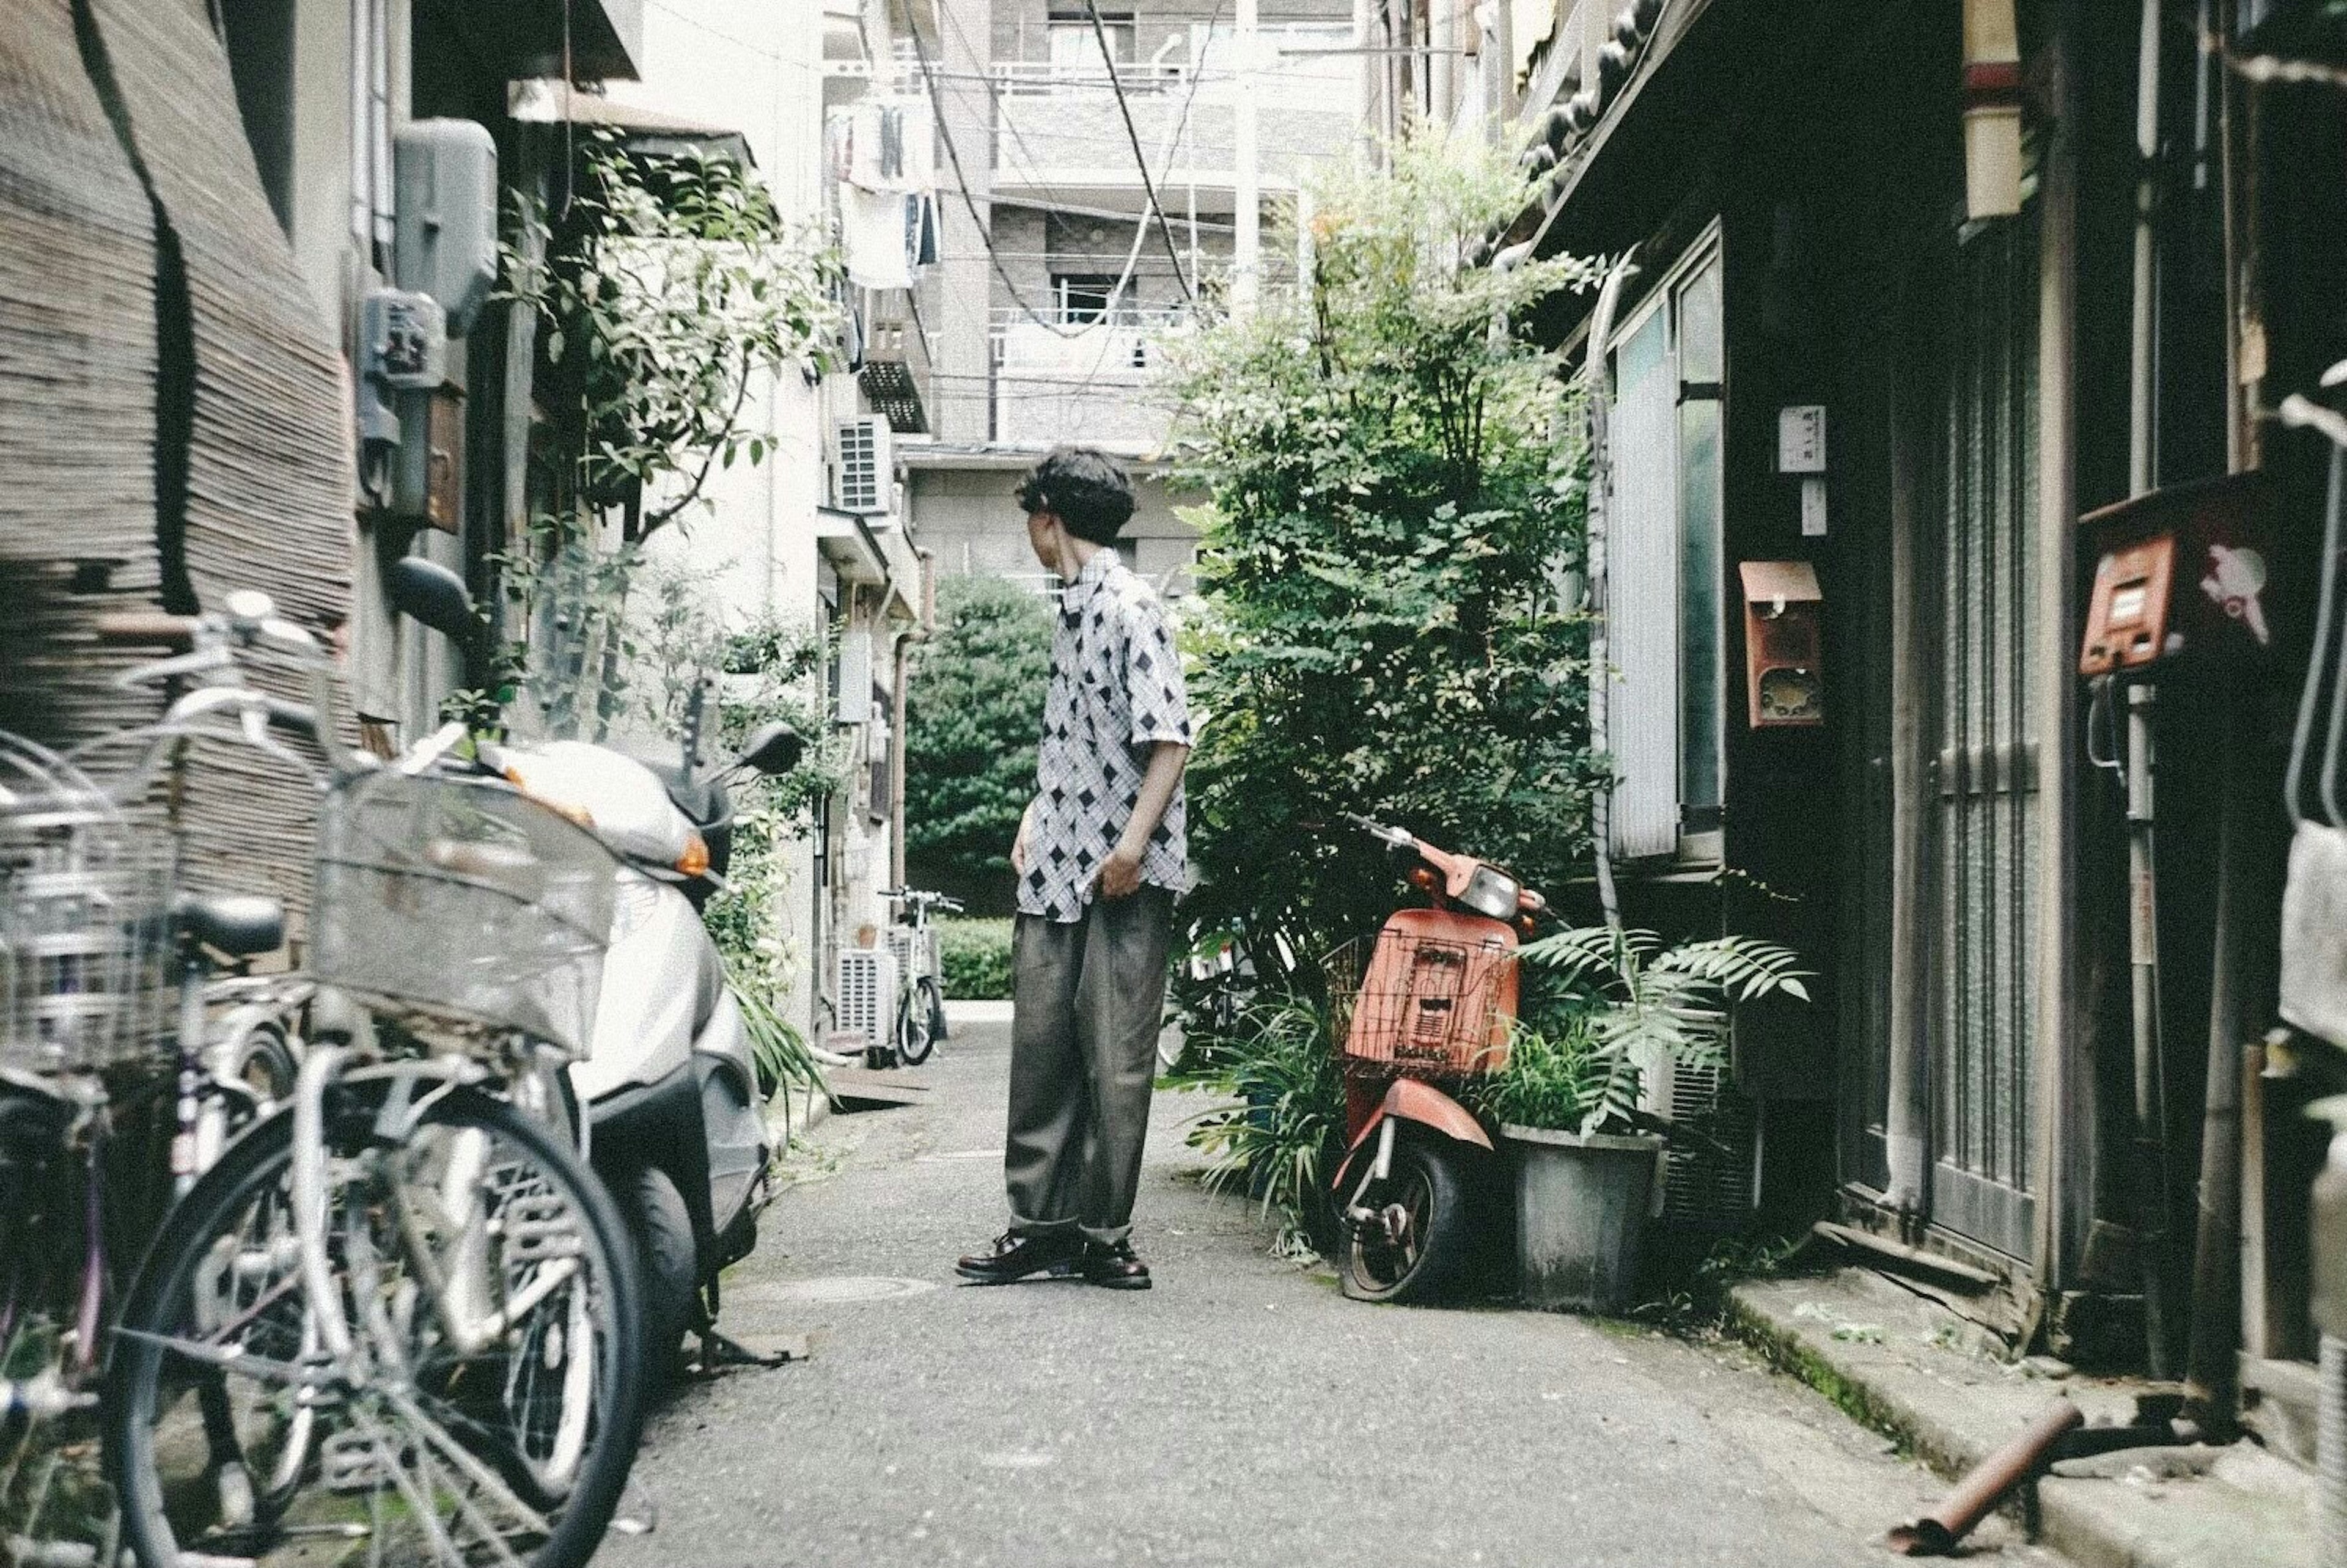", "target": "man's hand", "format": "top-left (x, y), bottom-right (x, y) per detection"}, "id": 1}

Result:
top-left (1011, 804), bottom-right (1035, 877)
top-left (1095, 844), bottom-right (1144, 901)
